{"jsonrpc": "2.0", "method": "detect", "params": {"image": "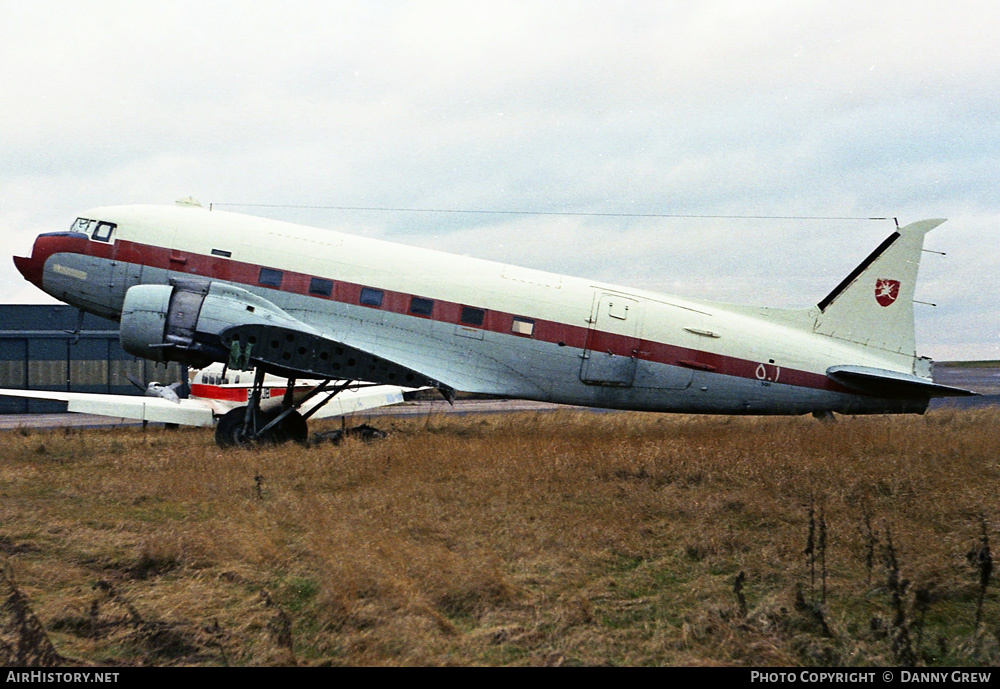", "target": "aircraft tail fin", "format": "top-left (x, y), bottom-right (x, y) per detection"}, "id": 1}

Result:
top-left (812, 219), bottom-right (945, 358)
